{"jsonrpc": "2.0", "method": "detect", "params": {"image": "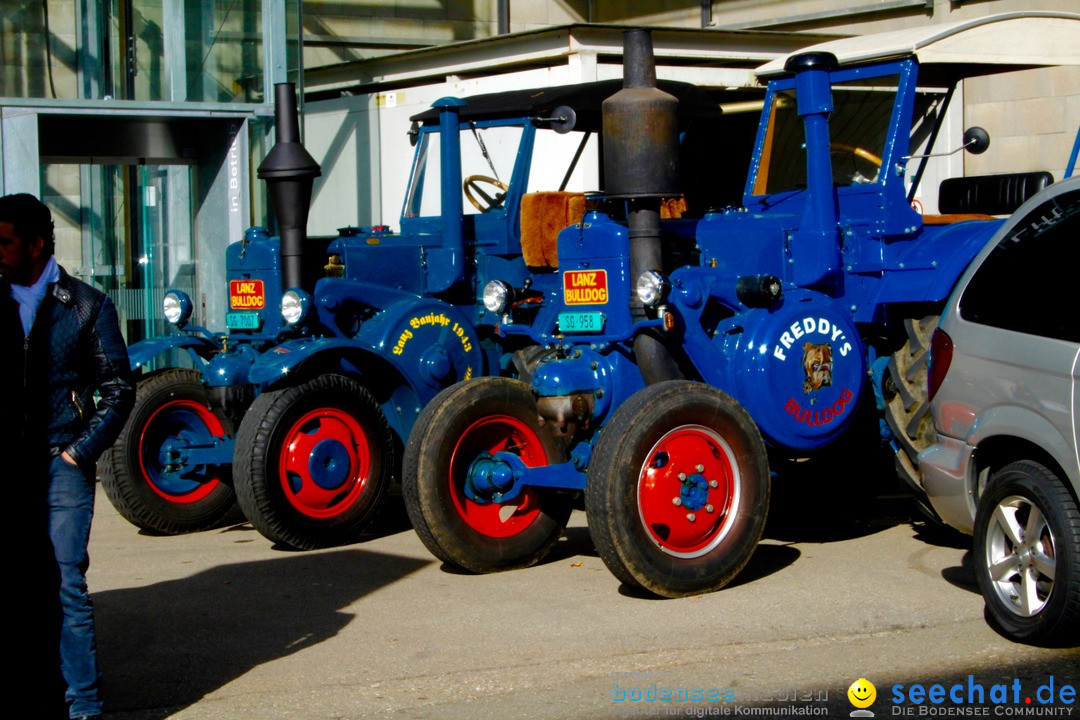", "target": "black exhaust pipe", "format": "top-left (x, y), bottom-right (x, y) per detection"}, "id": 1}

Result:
top-left (257, 83), bottom-right (322, 292)
top-left (602, 29), bottom-right (683, 384)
